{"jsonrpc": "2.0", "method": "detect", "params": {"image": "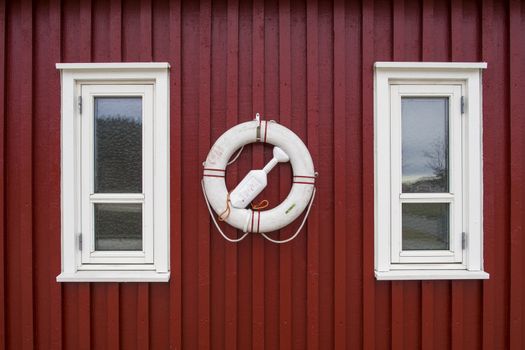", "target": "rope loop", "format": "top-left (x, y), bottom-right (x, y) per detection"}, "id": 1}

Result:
top-left (201, 180), bottom-right (249, 243)
top-left (251, 199), bottom-right (269, 211)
